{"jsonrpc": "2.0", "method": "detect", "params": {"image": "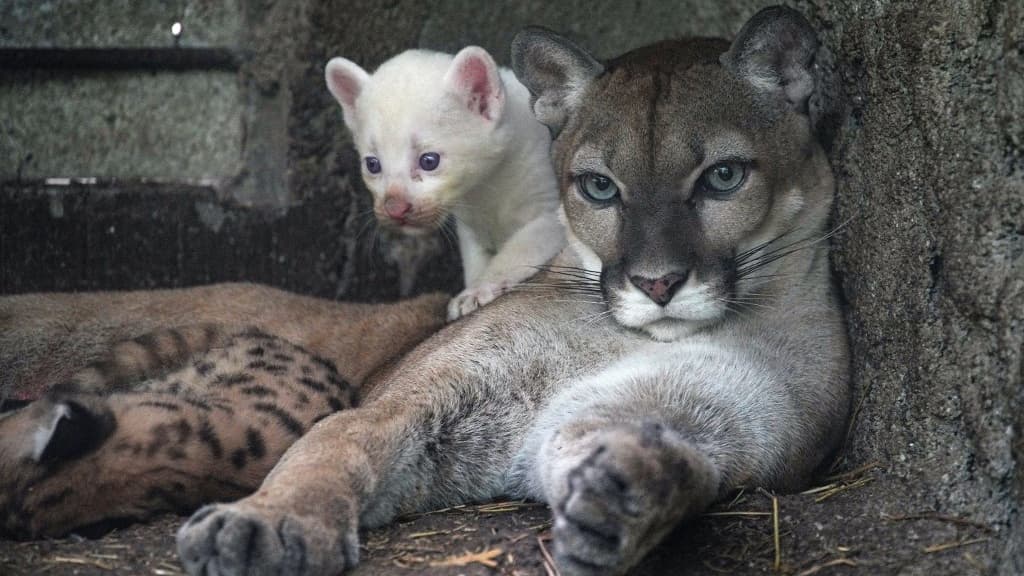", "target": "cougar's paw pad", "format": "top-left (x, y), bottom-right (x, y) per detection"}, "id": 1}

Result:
top-left (552, 424), bottom-right (689, 576)
top-left (177, 503), bottom-right (357, 576)
top-left (447, 280), bottom-right (513, 321)
top-left (552, 448), bottom-right (635, 574)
